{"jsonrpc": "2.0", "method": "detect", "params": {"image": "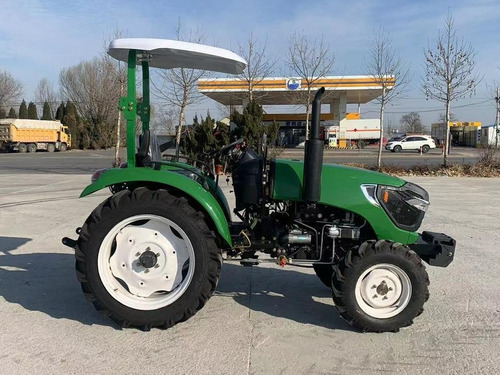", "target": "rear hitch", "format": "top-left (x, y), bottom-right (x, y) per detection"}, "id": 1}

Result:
top-left (62, 236), bottom-right (77, 249)
top-left (62, 227), bottom-right (81, 249)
